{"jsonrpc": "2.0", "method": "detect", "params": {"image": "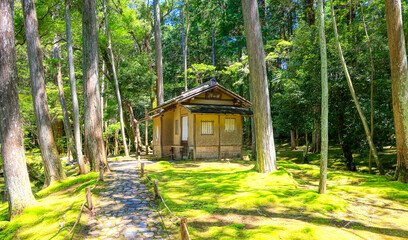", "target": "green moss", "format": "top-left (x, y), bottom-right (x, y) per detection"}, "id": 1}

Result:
top-left (0, 172), bottom-right (98, 240)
